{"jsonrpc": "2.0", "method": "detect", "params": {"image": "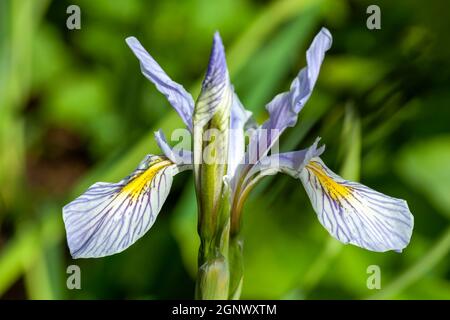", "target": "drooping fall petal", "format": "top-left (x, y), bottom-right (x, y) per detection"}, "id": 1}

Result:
top-left (300, 158), bottom-right (414, 252)
top-left (63, 155), bottom-right (189, 258)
